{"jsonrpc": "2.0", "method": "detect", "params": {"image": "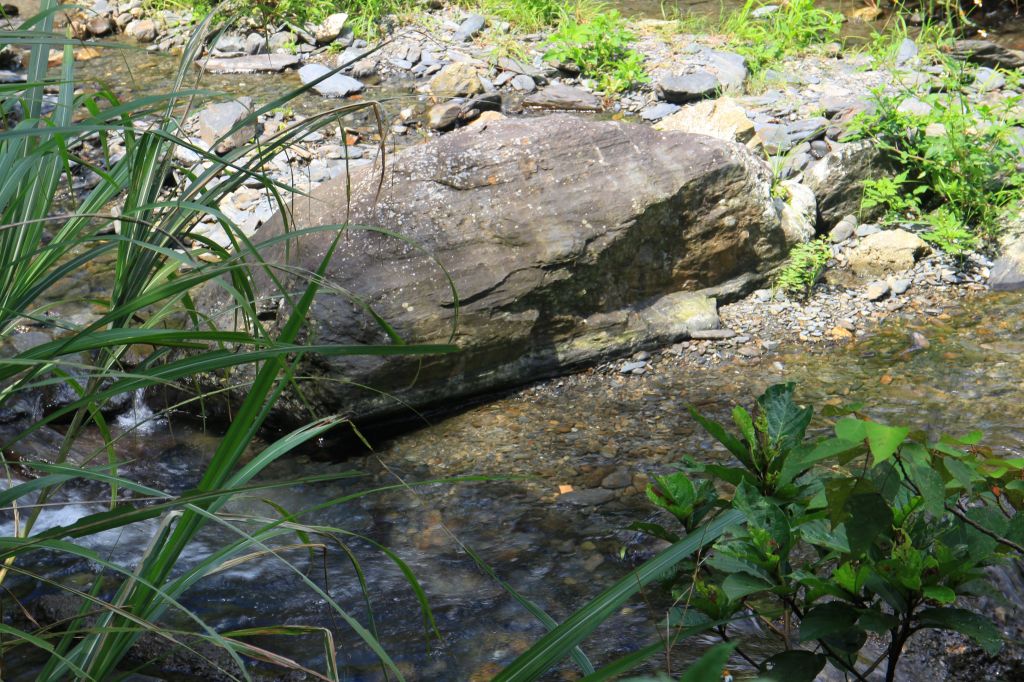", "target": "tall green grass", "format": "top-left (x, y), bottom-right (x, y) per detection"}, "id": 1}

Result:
top-left (0, 2), bottom-right (457, 678)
